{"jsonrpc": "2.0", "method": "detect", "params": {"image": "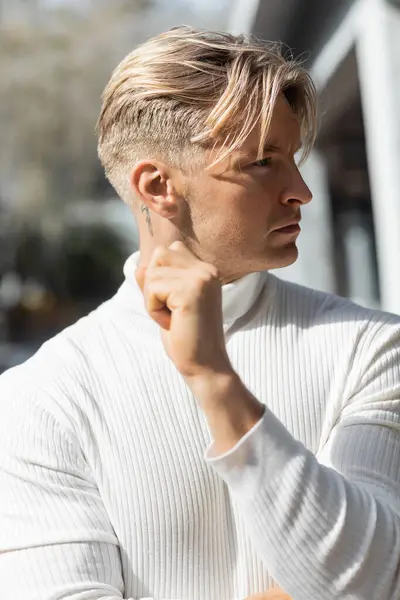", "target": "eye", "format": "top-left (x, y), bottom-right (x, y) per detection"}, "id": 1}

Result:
top-left (252, 157), bottom-right (272, 167)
